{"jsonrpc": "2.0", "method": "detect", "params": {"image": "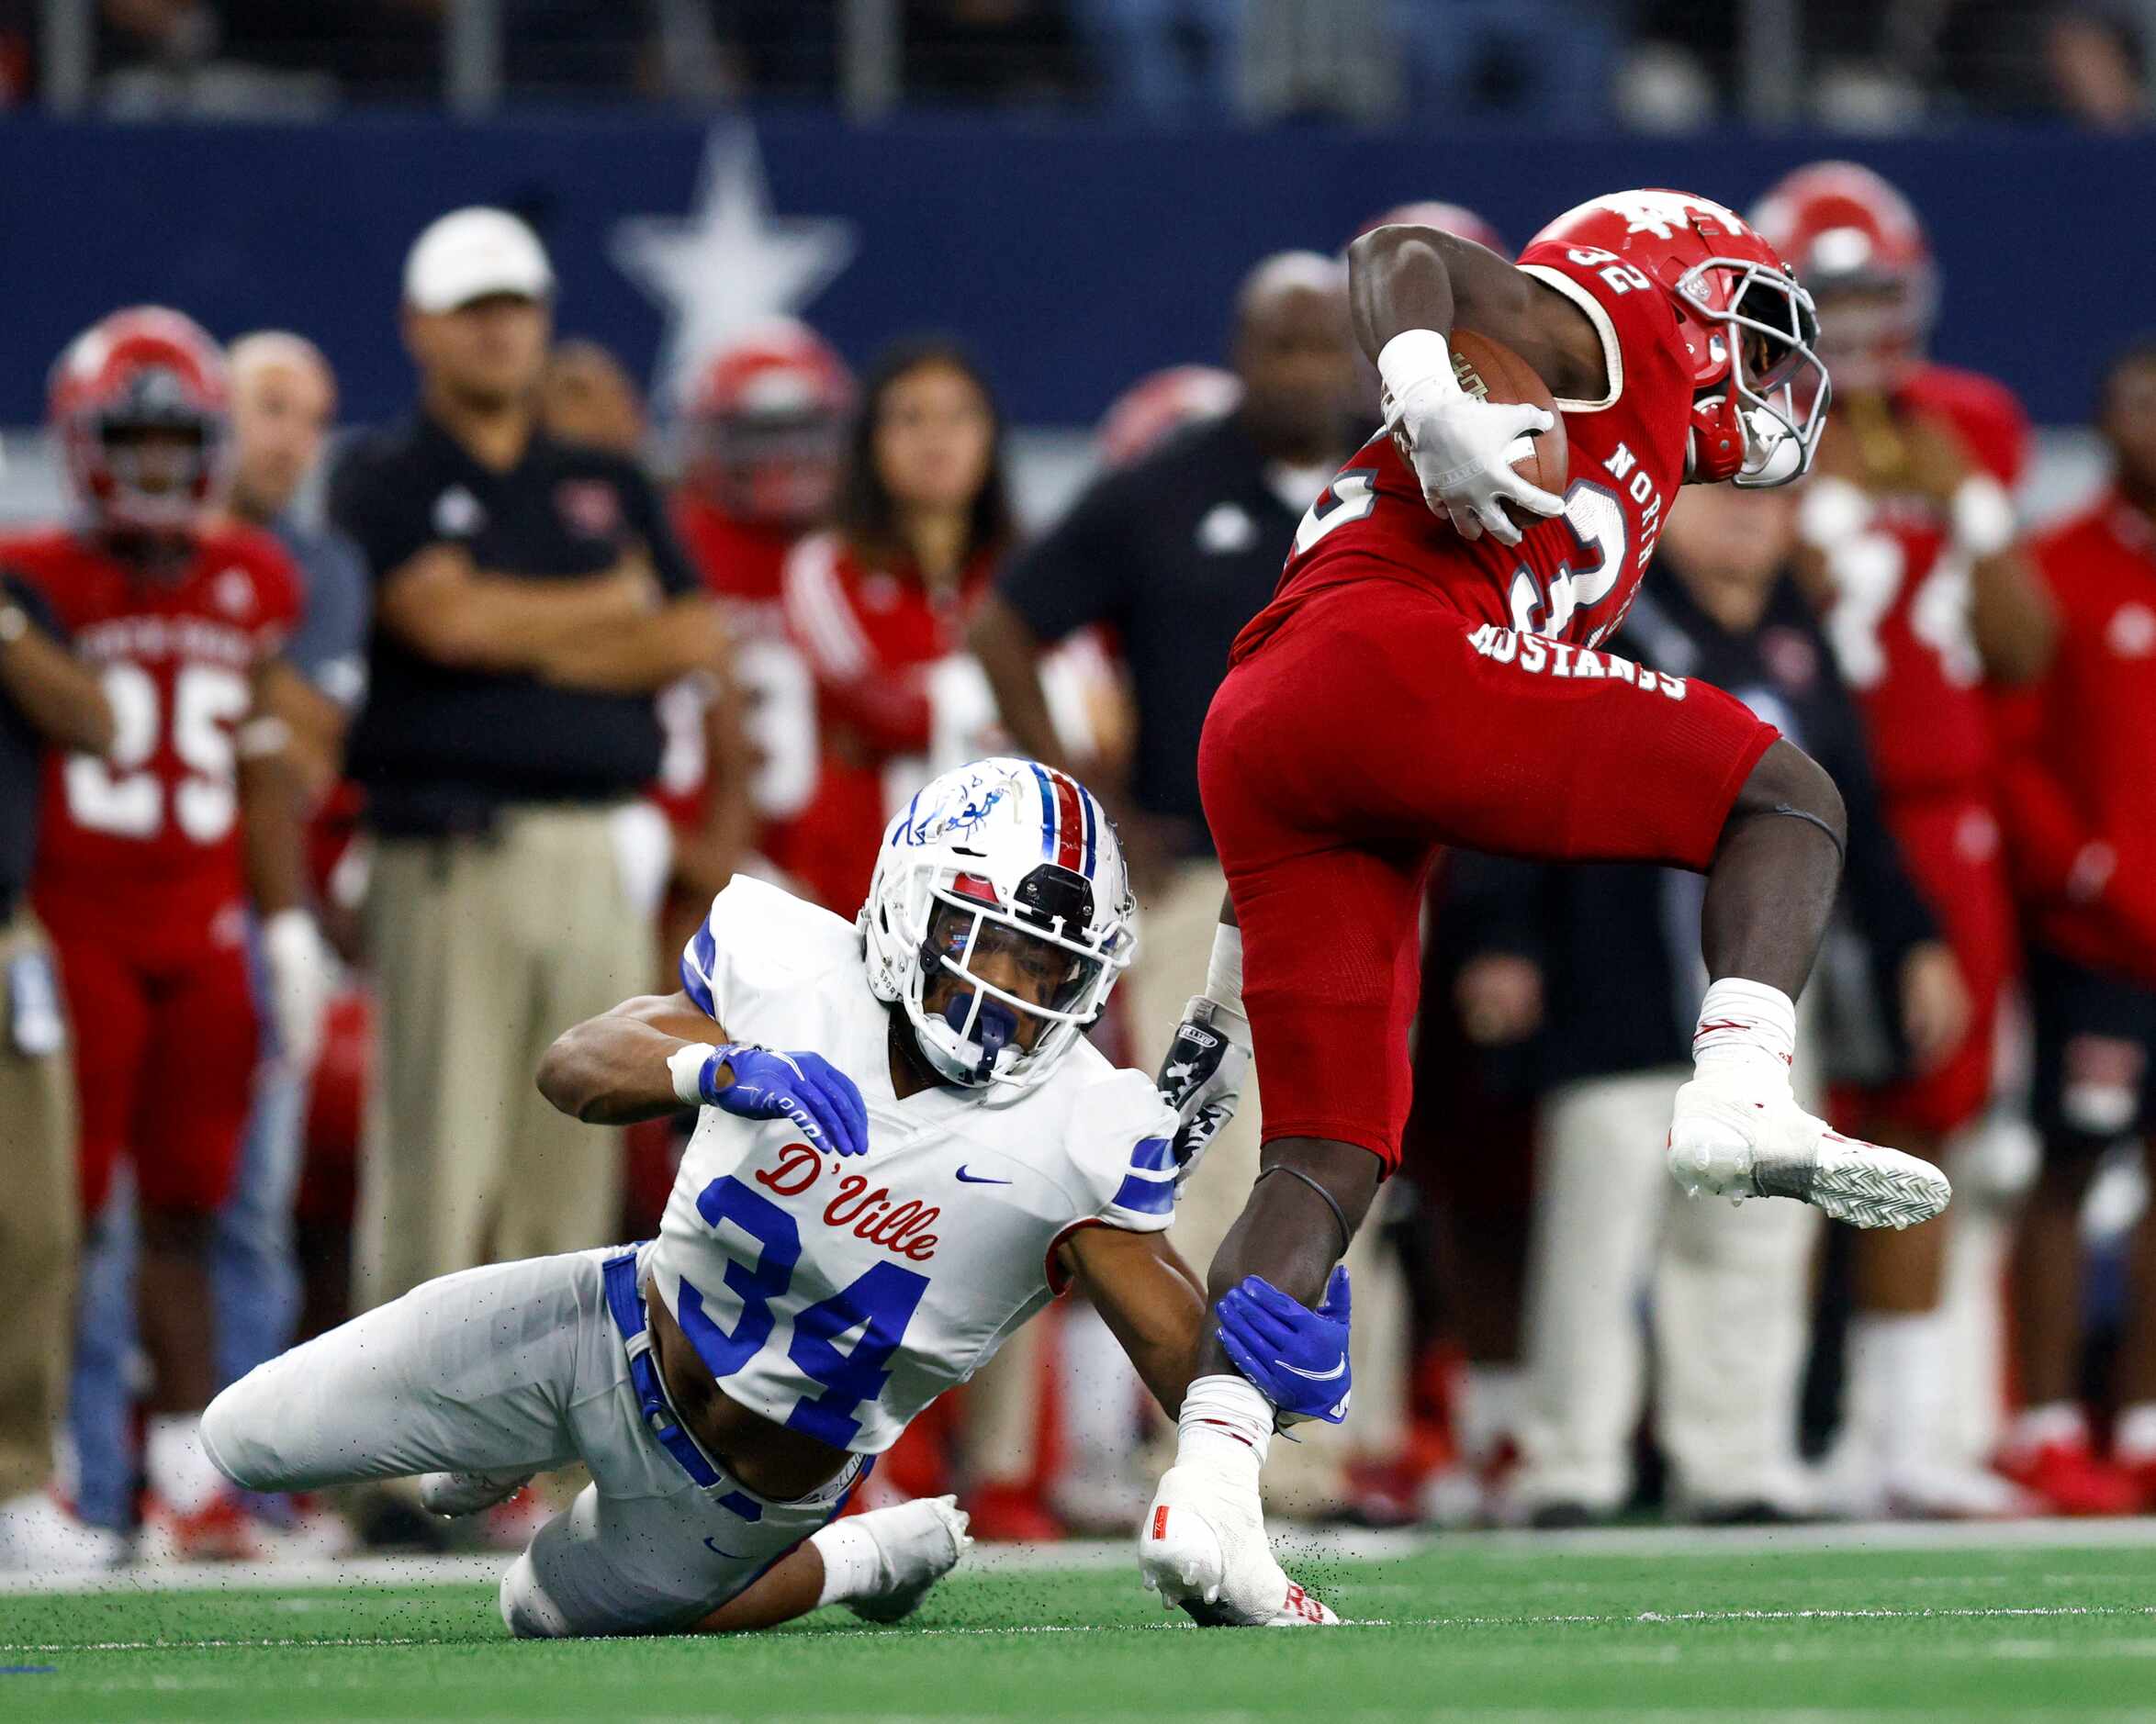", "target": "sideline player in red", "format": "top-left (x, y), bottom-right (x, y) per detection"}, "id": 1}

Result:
top-left (1137, 191), bottom-right (1952, 1620)
top-left (1, 308), bottom-right (309, 1553)
top-left (666, 320), bottom-right (854, 914)
top-left (1753, 162), bottom-right (2057, 1517)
